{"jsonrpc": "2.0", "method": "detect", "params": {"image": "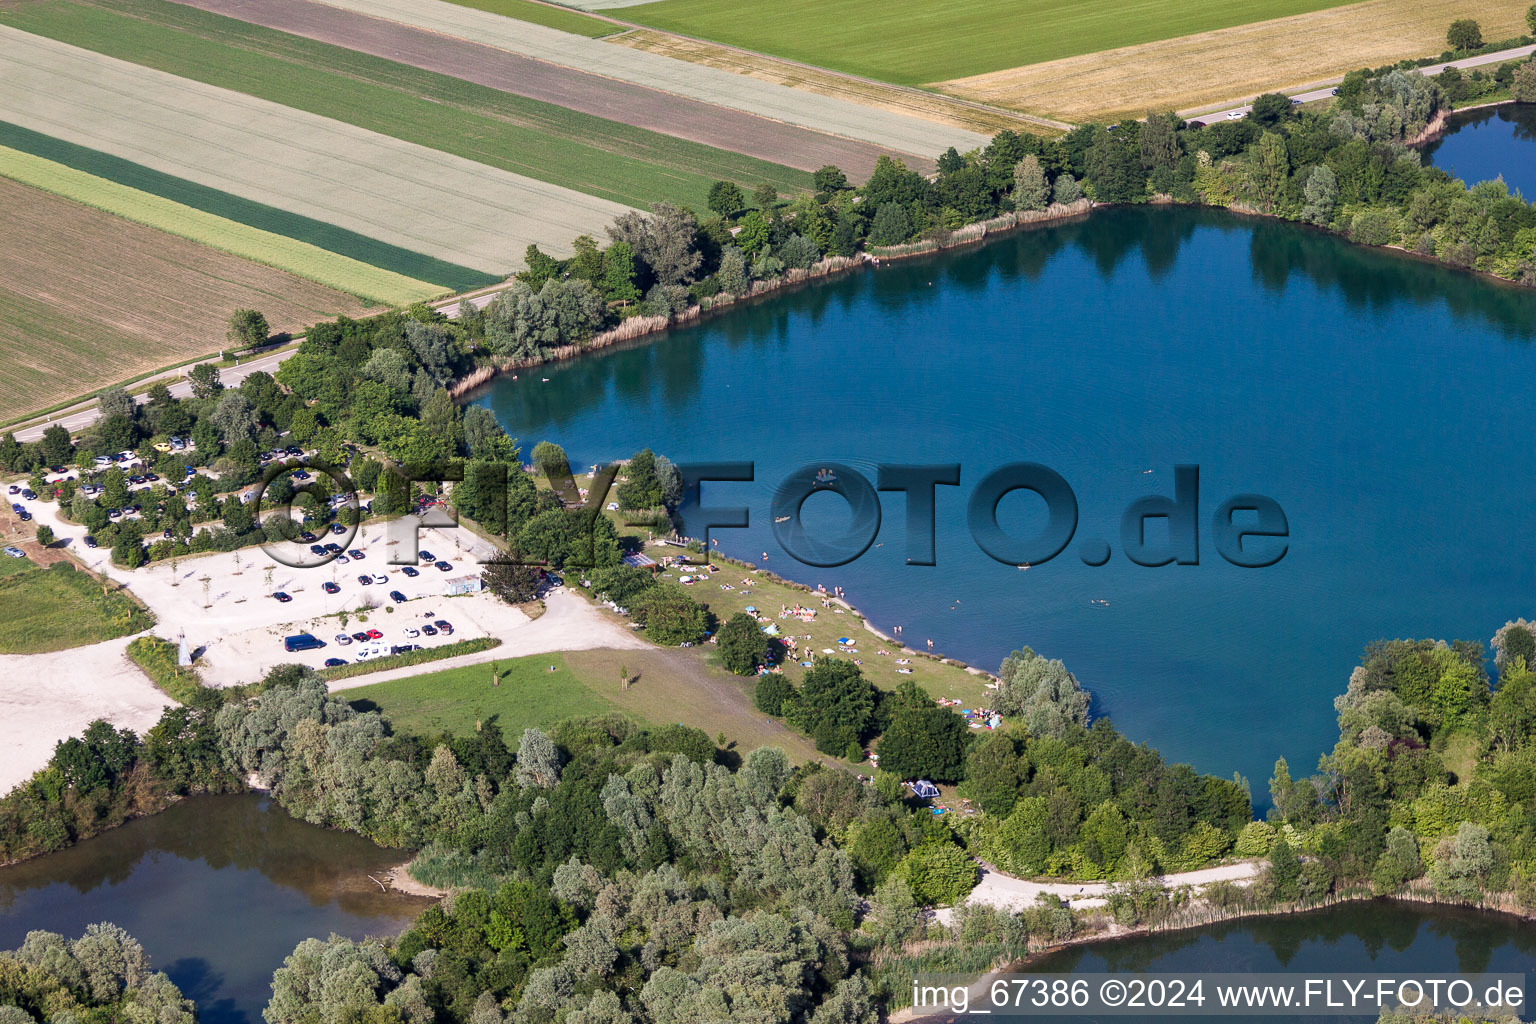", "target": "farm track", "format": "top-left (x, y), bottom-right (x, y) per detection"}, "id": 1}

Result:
top-left (0, 175), bottom-right (370, 421)
top-left (166, 0), bottom-right (917, 180)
